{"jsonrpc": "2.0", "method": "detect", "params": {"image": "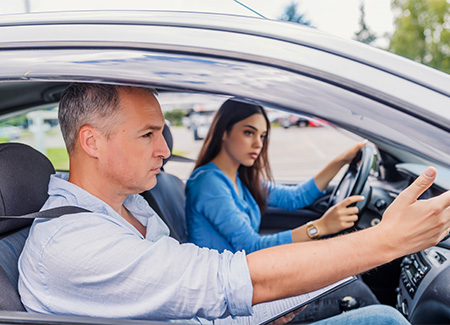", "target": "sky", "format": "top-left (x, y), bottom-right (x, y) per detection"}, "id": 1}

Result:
top-left (0, 0), bottom-right (394, 47)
